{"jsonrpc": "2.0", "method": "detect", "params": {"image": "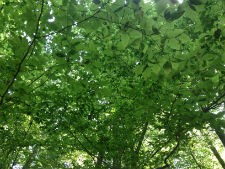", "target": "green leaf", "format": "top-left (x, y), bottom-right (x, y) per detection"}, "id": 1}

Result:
top-left (117, 33), bottom-right (130, 50)
top-left (167, 38), bottom-right (180, 50)
top-left (166, 29), bottom-right (183, 38)
top-left (128, 29), bottom-right (142, 41)
top-left (55, 0), bottom-right (63, 5)
top-left (211, 74), bottom-right (219, 84)
top-left (151, 64), bottom-right (161, 75)
top-left (134, 65), bottom-right (145, 75)
top-left (179, 34), bottom-right (191, 43)
top-left (142, 66), bottom-right (152, 80)
top-left (222, 53), bottom-right (225, 62)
